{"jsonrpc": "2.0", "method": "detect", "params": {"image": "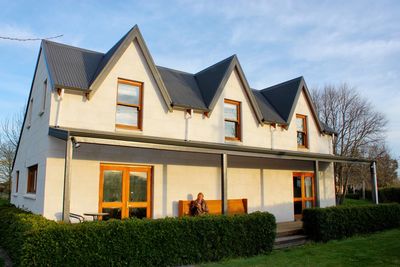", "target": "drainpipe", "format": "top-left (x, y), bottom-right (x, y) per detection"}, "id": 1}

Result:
top-left (370, 161), bottom-right (379, 204)
top-left (184, 109), bottom-right (193, 141)
top-left (55, 88), bottom-right (64, 127)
